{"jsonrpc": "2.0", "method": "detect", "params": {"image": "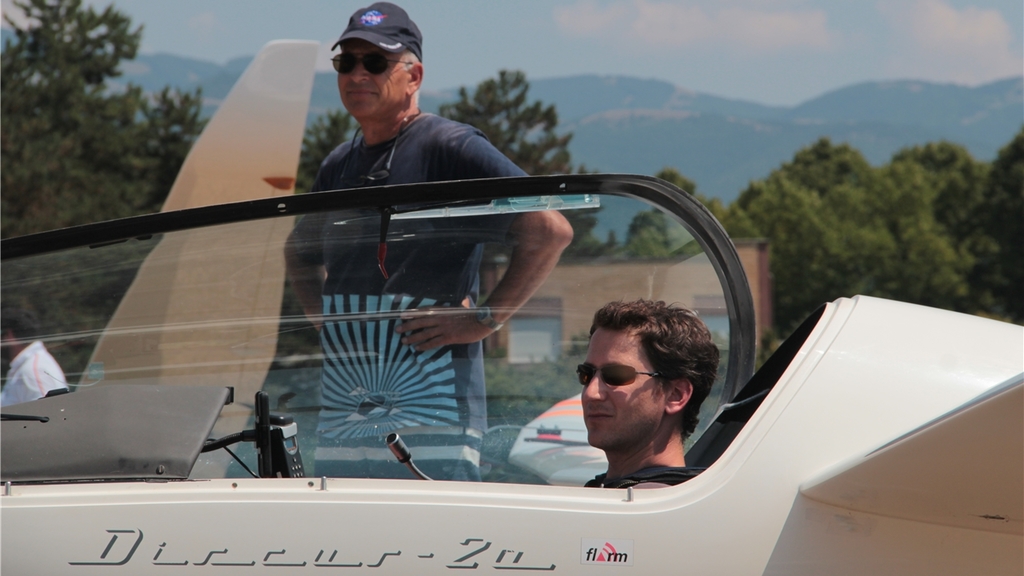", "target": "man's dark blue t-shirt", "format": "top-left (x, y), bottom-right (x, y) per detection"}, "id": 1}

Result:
top-left (311, 113), bottom-right (525, 189)
top-left (291, 114), bottom-right (524, 480)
